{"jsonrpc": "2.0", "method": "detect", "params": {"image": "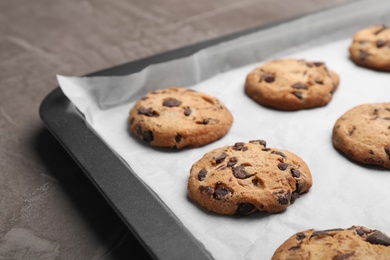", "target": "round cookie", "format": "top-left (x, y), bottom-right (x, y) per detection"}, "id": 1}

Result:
top-left (332, 102), bottom-right (390, 169)
top-left (128, 87), bottom-right (233, 149)
top-left (272, 226), bottom-right (390, 260)
top-left (349, 24), bottom-right (390, 71)
top-left (187, 140), bottom-right (312, 216)
top-left (244, 58), bottom-right (339, 111)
